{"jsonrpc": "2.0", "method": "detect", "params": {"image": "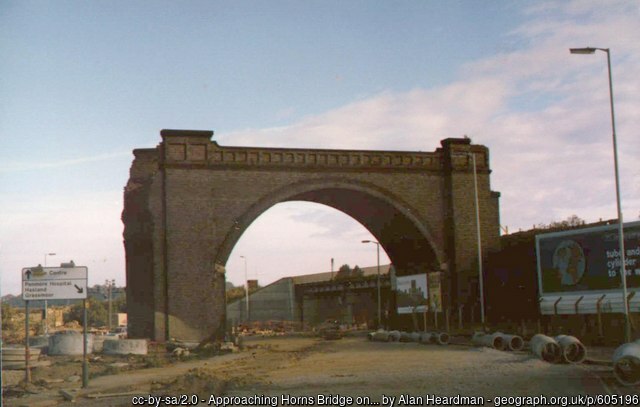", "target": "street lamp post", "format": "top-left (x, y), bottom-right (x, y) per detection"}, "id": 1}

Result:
top-left (43, 253), bottom-right (56, 336)
top-left (240, 256), bottom-right (249, 322)
top-left (570, 47), bottom-right (630, 342)
top-left (362, 240), bottom-right (381, 328)
top-left (106, 279), bottom-right (116, 330)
